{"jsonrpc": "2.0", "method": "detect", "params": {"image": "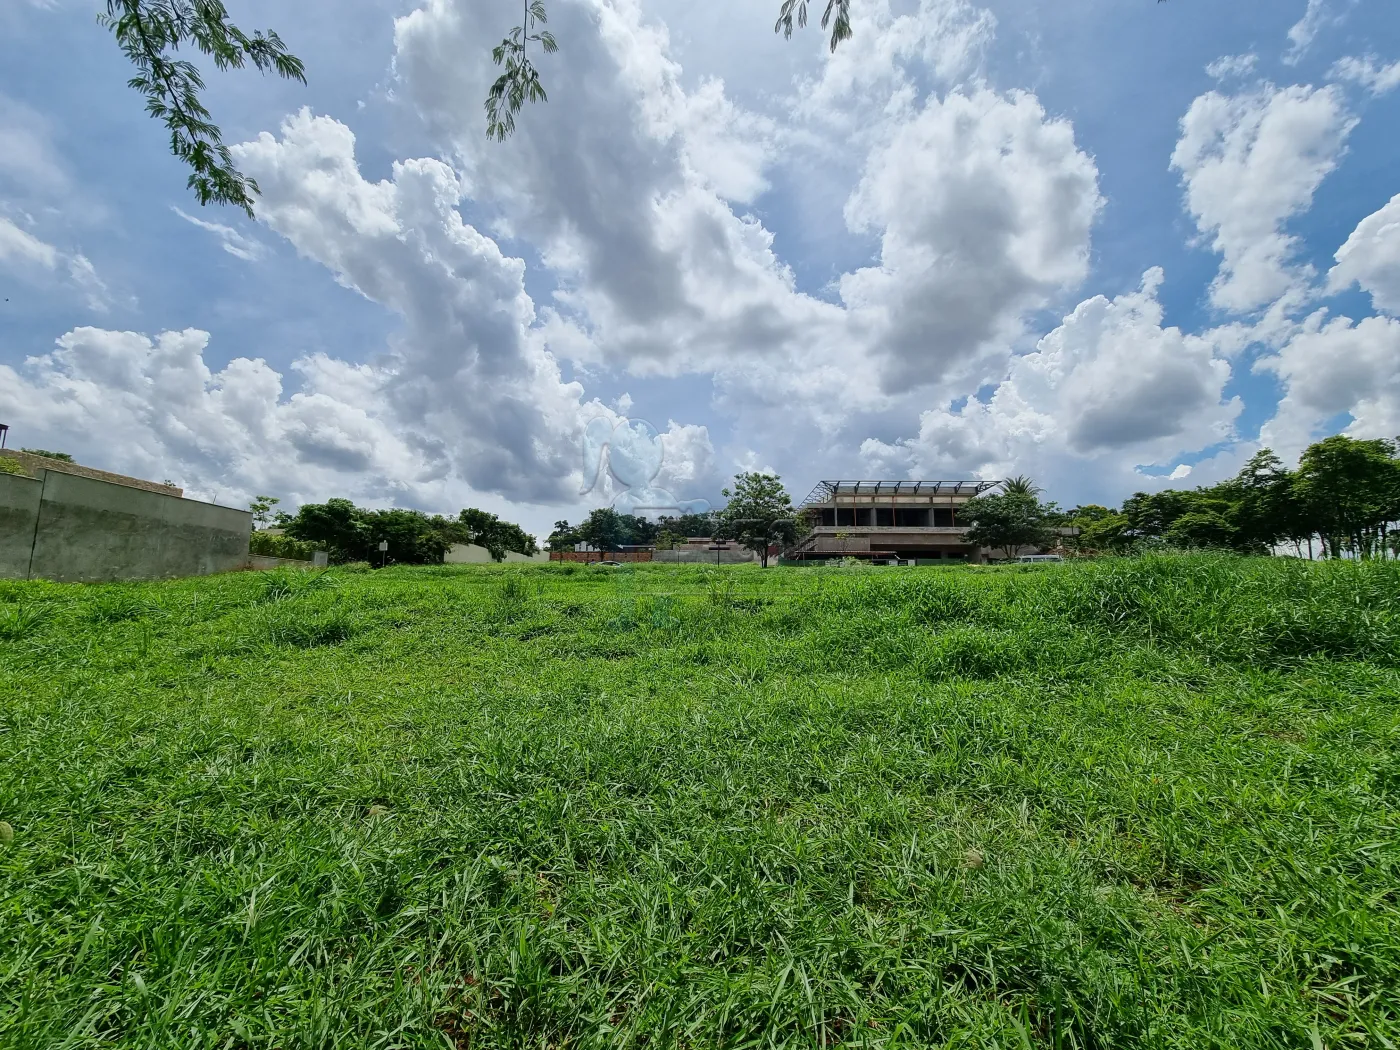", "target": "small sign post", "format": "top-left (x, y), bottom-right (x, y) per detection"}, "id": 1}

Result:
top-left (378, 539), bottom-right (389, 569)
